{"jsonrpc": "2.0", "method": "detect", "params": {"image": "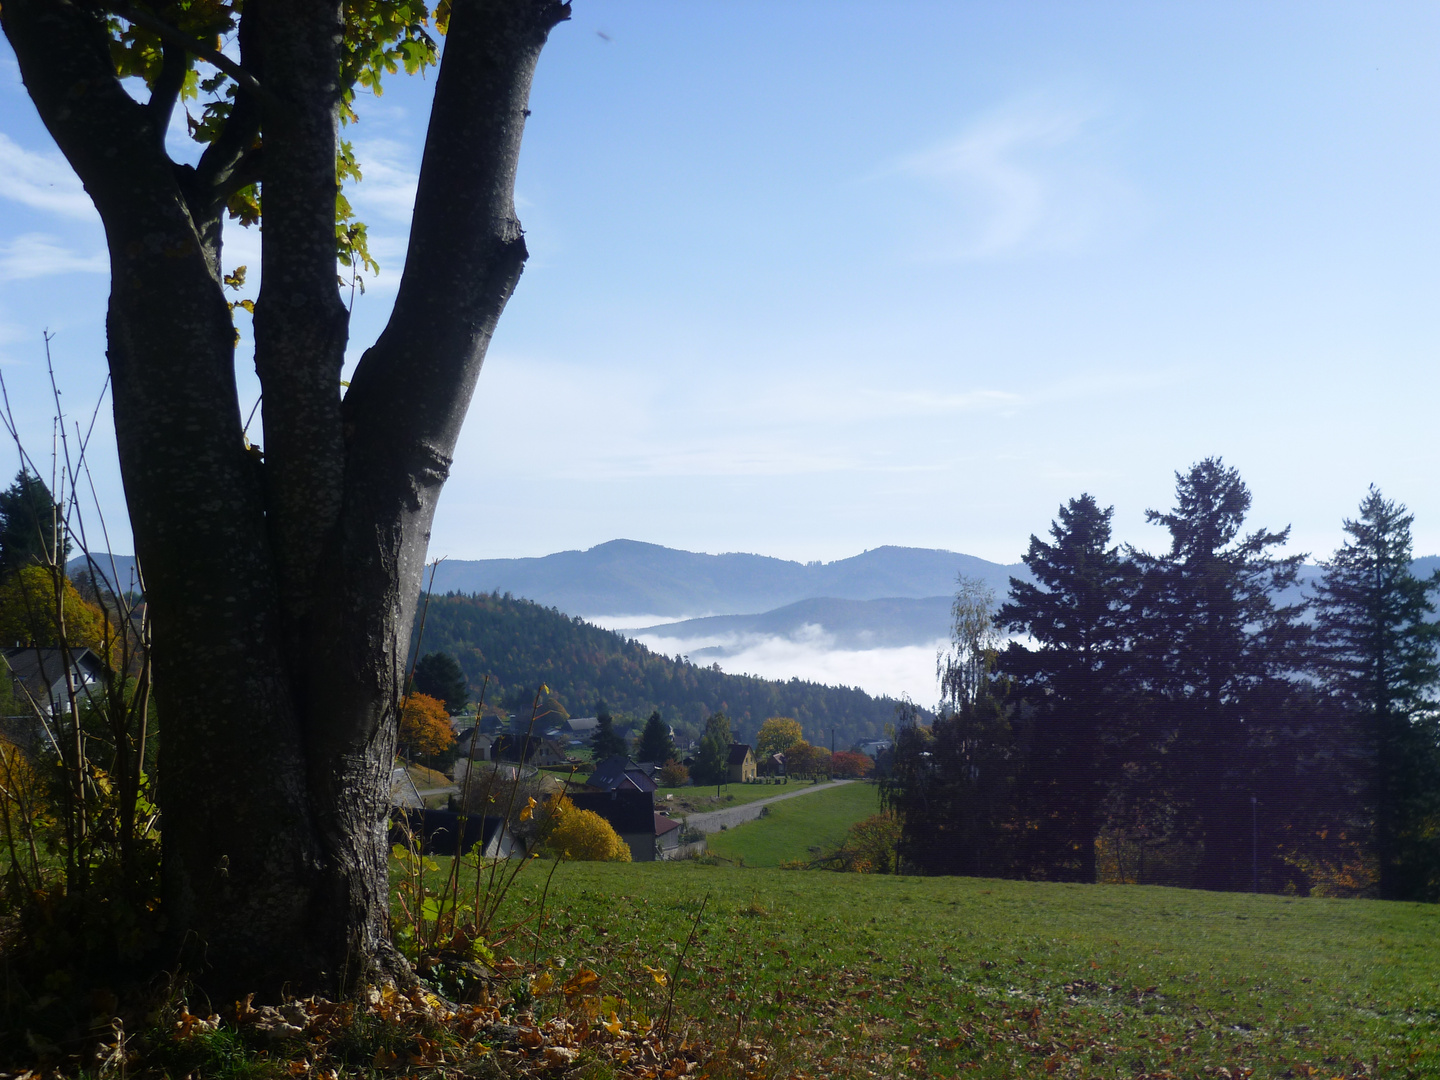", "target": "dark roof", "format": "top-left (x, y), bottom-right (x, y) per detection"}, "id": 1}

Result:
top-left (570, 789), bottom-right (656, 834)
top-left (3, 647), bottom-right (105, 708)
top-left (587, 755), bottom-right (658, 794)
top-left (727, 743), bottom-right (753, 765)
top-left (654, 813), bottom-right (681, 837)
